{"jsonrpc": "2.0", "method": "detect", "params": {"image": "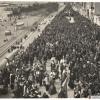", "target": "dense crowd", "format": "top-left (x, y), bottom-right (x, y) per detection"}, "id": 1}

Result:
top-left (0, 4), bottom-right (100, 98)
